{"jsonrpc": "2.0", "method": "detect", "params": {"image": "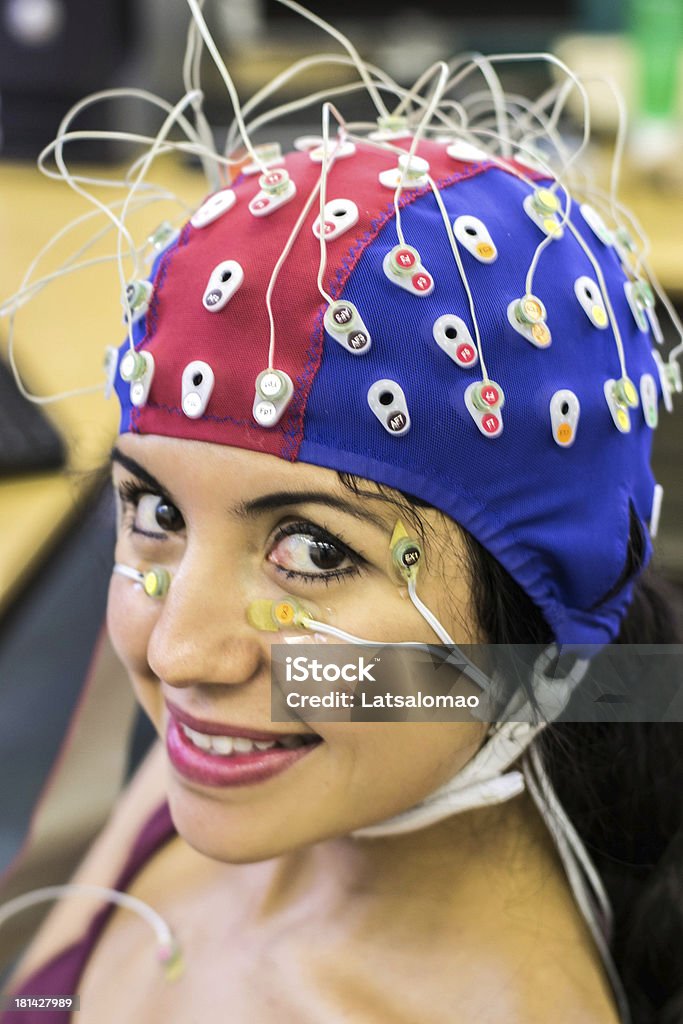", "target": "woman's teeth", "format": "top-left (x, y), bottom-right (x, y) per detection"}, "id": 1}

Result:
top-left (180, 724), bottom-right (308, 756)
